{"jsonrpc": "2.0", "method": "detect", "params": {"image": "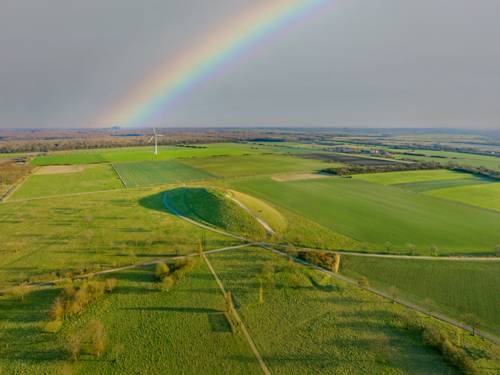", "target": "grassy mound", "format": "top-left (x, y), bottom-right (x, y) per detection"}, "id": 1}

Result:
top-left (227, 190), bottom-right (287, 235)
top-left (165, 187), bottom-right (266, 239)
